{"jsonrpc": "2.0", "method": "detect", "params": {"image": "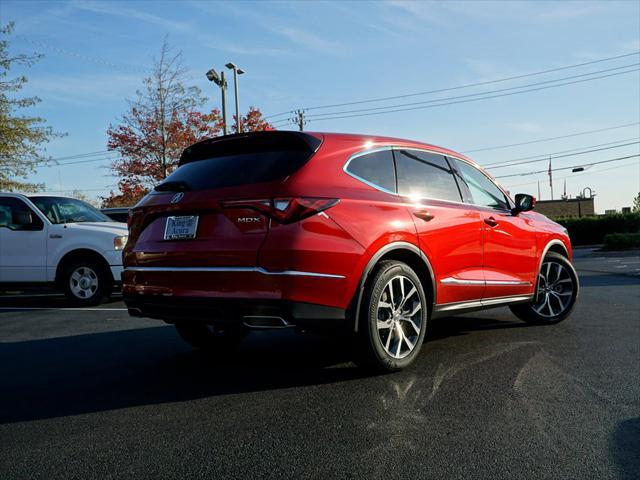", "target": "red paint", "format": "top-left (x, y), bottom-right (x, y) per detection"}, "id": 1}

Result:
top-left (122, 132), bottom-right (573, 314)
